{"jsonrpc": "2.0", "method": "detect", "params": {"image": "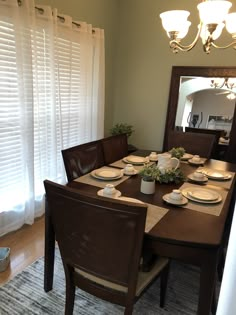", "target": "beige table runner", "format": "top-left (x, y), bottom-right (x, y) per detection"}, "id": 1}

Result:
top-left (110, 158), bottom-right (154, 171)
top-left (74, 166), bottom-right (129, 188)
top-left (197, 167), bottom-right (235, 190)
top-left (179, 182), bottom-right (228, 216)
top-left (145, 203), bottom-right (169, 233)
